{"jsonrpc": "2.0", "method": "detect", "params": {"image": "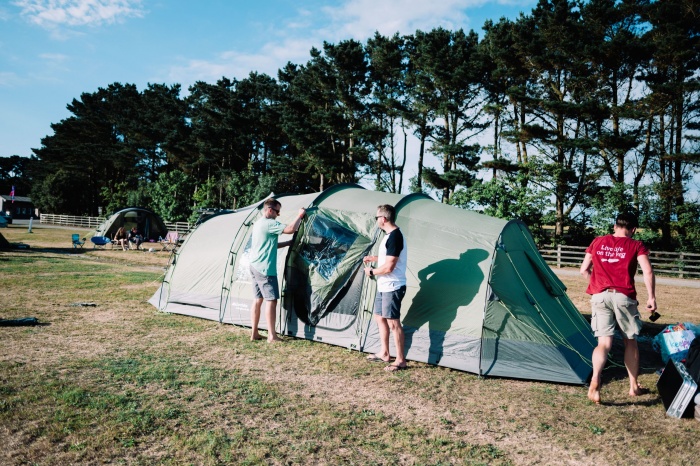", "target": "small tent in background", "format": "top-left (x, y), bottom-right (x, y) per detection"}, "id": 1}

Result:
top-left (150, 185), bottom-right (596, 384)
top-left (95, 207), bottom-right (168, 242)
